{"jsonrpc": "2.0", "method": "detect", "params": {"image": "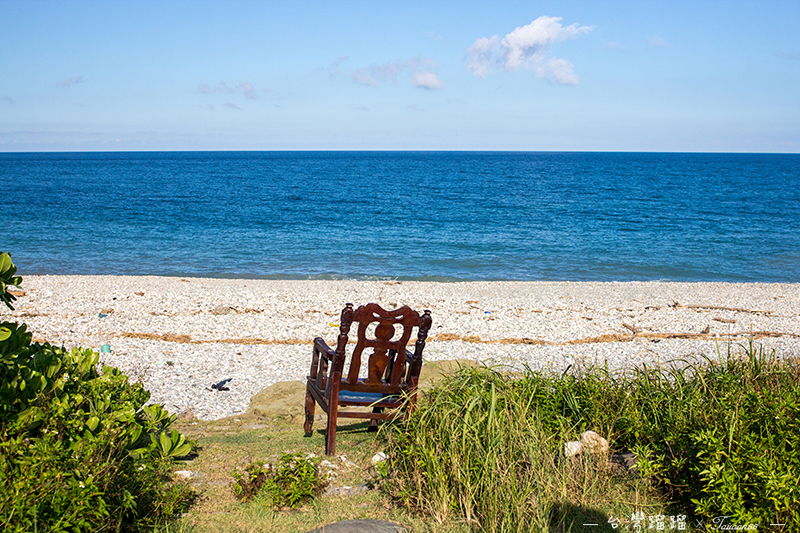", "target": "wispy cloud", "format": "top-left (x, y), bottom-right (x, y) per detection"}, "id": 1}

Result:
top-left (350, 55), bottom-right (444, 90)
top-left (199, 82), bottom-right (261, 100)
top-left (412, 70), bottom-right (444, 90)
top-left (605, 41), bottom-right (628, 51)
top-left (648, 35), bottom-right (669, 48)
top-left (223, 102), bottom-right (240, 110)
top-left (58, 76), bottom-right (85, 87)
top-left (465, 16), bottom-right (593, 85)
top-left (326, 56), bottom-right (350, 77)
top-left (2, 96), bottom-right (13, 104)
top-left (775, 51), bottom-right (800, 61)
top-left (239, 82), bottom-right (259, 100)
